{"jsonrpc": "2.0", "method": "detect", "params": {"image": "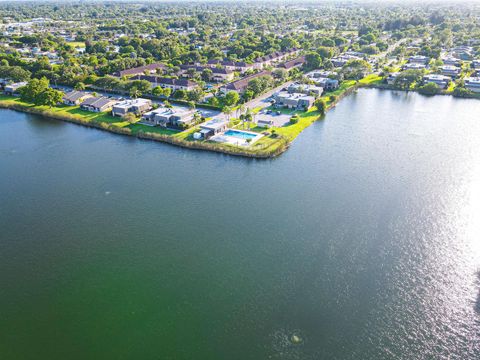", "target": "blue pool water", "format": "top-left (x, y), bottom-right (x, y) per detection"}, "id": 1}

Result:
top-left (224, 129), bottom-right (257, 140)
